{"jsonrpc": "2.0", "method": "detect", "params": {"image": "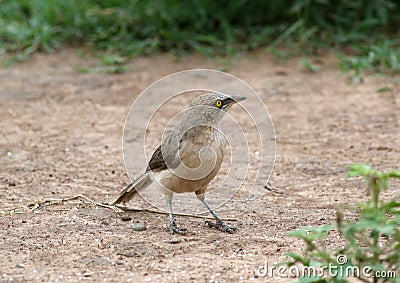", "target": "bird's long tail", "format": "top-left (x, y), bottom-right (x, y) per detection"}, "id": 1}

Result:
top-left (112, 172), bottom-right (152, 205)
